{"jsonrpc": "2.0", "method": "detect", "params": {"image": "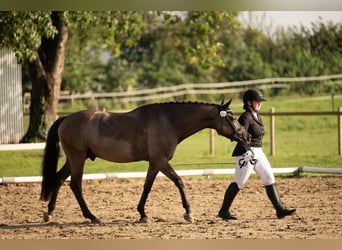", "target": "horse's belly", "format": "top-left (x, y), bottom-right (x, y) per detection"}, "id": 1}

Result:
top-left (90, 140), bottom-right (144, 163)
